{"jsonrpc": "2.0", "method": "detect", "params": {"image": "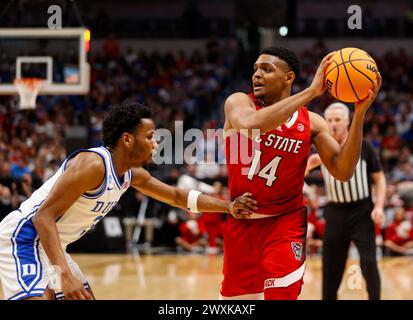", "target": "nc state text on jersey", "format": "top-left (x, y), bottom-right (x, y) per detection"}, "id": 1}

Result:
top-left (254, 134), bottom-right (303, 154)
